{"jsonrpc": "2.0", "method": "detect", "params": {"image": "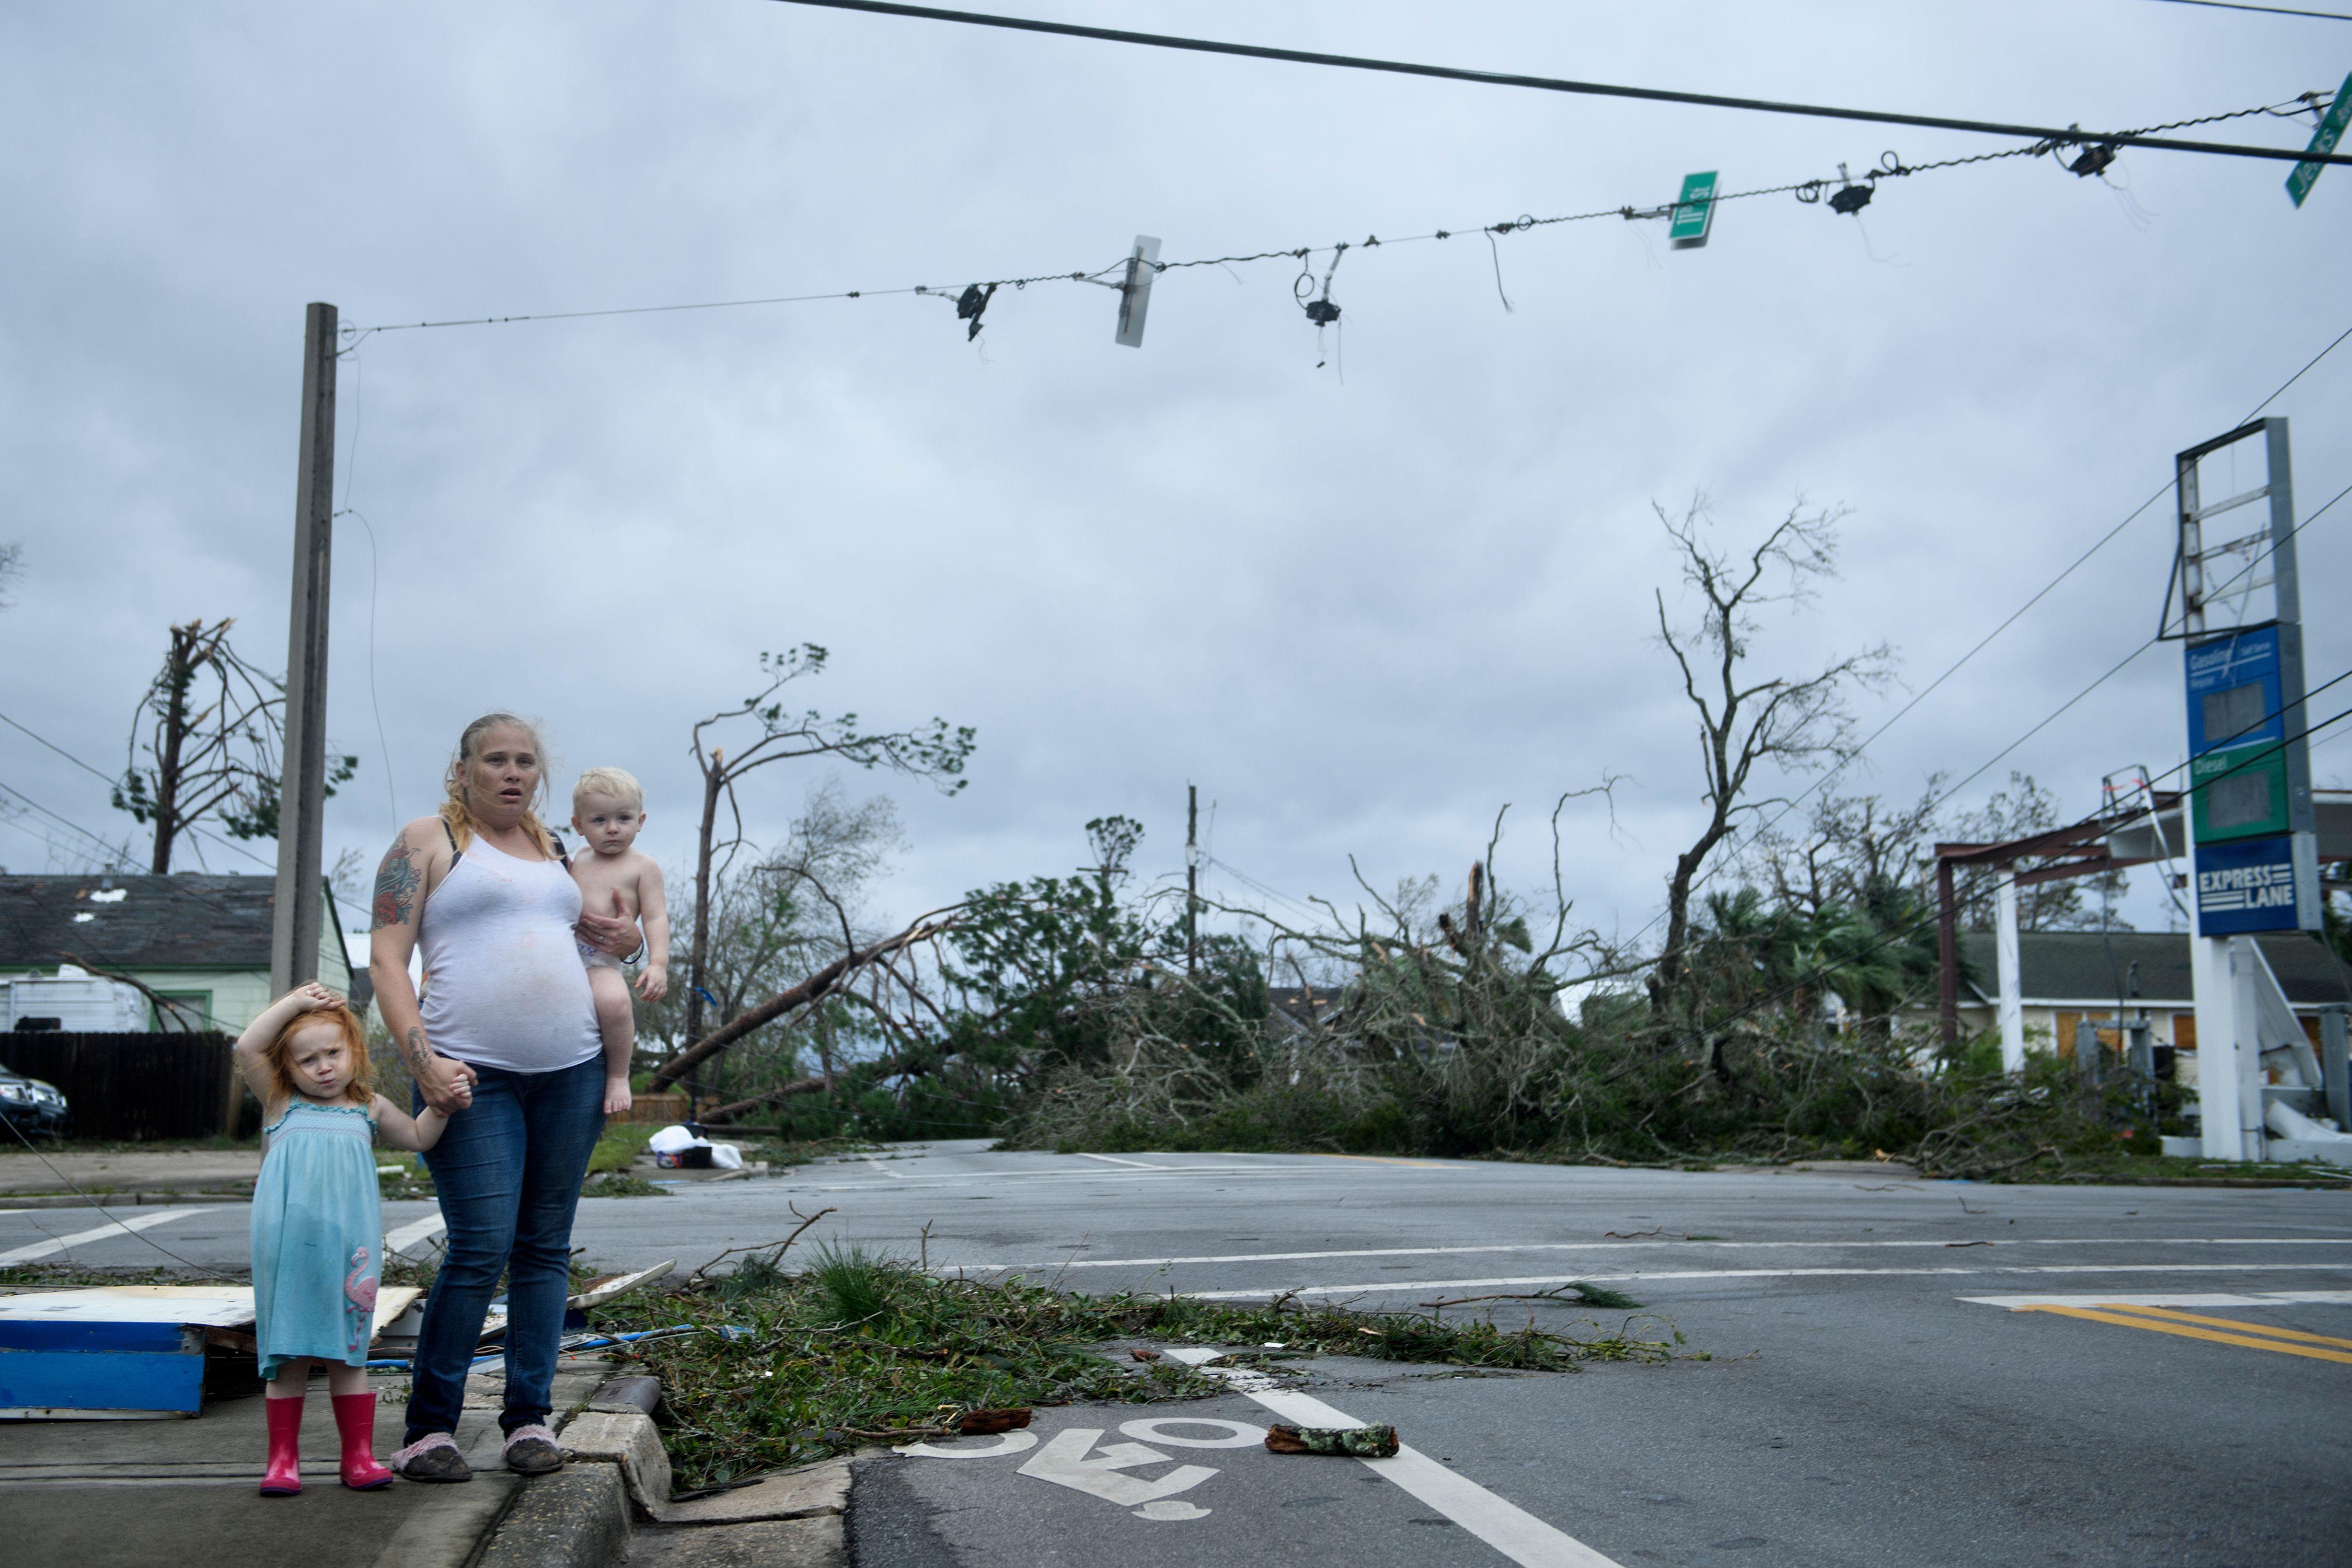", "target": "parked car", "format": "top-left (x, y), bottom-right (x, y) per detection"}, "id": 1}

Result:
top-left (0, 1066), bottom-right (71, 1139)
